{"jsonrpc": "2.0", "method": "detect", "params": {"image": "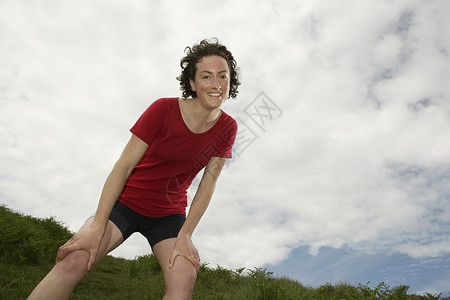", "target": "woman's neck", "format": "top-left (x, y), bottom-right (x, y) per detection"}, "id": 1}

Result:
top-left (179, 98), bottom-right (221, 133)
